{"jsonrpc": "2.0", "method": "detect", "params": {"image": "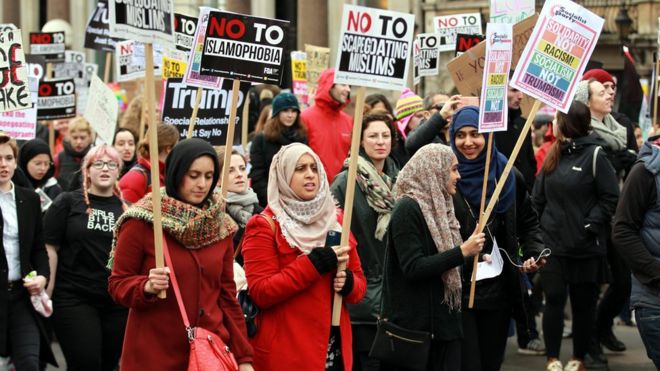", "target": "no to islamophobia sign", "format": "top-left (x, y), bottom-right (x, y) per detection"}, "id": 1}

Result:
top-left (510, 0), bottom-right (604, 113)
top-left (478, 23), bottom-right (513, 133)
top-left (335, 5), bottom-right (415, 90)
top-left (200, 11), bottom-right (289, 85)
